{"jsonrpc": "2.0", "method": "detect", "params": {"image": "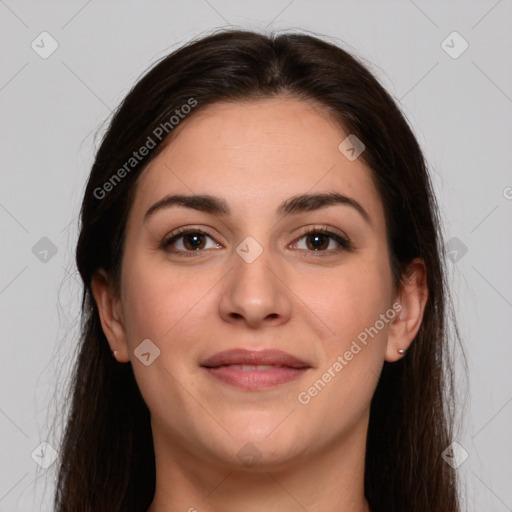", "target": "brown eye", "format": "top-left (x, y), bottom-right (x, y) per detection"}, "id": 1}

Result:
top-left (182, 233), bottom-right (206, 250)
top-left (162, 229), bottom-right (222, 254)
top-left (306, 233), bottom-right (330, 250)
top-left (291, 228), bottom-right (351, 253)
